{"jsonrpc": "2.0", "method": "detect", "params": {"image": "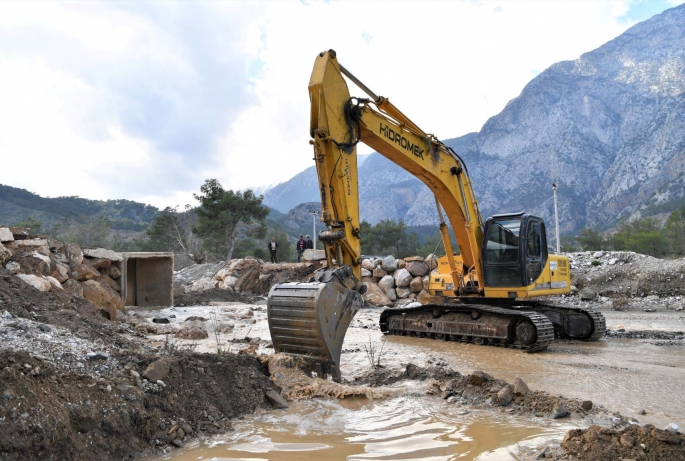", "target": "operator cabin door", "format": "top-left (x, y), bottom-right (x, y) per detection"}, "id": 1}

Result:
top-left (524, 219), bottom-right (548, 287)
